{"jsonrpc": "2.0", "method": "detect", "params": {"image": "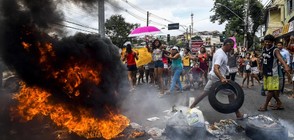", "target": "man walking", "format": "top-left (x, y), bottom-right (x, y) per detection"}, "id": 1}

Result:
top-left (258, 35), bottom-right (290, 111)
top-left (277, 41), bottom-right (291, 94)
top-left (190, 39), bottom-right (246, 119)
